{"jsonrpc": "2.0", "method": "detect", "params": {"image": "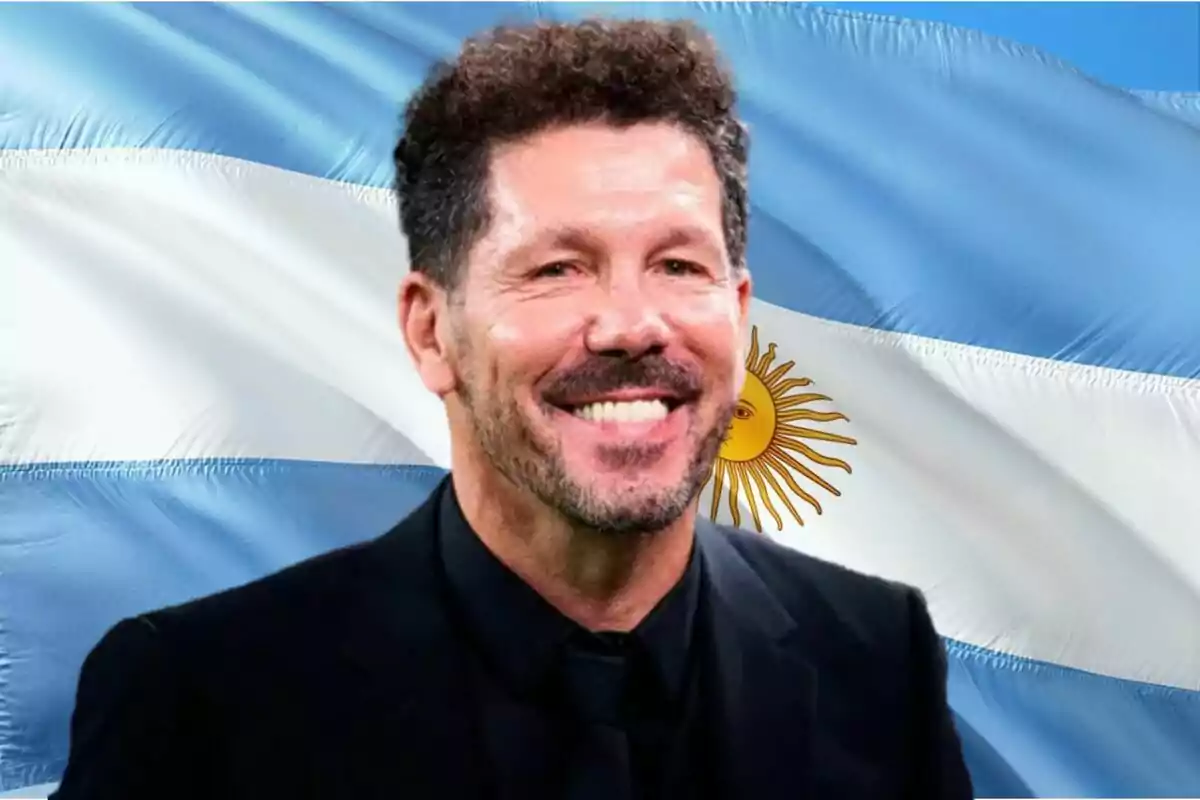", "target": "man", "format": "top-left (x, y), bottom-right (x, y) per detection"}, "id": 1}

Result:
top-left (52, 18), bottom-right (973, 800)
